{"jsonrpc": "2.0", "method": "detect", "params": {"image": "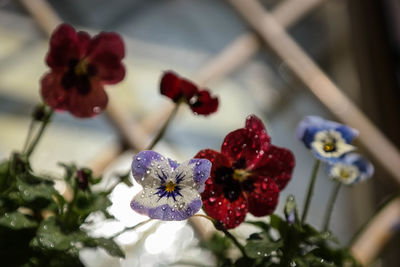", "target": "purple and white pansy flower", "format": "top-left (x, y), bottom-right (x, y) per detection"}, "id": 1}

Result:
top-left (296, 116), bottom-right (359, 163)
top-left (327, 153), bottom-right (374, 185)
top-left (130, 150), bottom-right (211, 221)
